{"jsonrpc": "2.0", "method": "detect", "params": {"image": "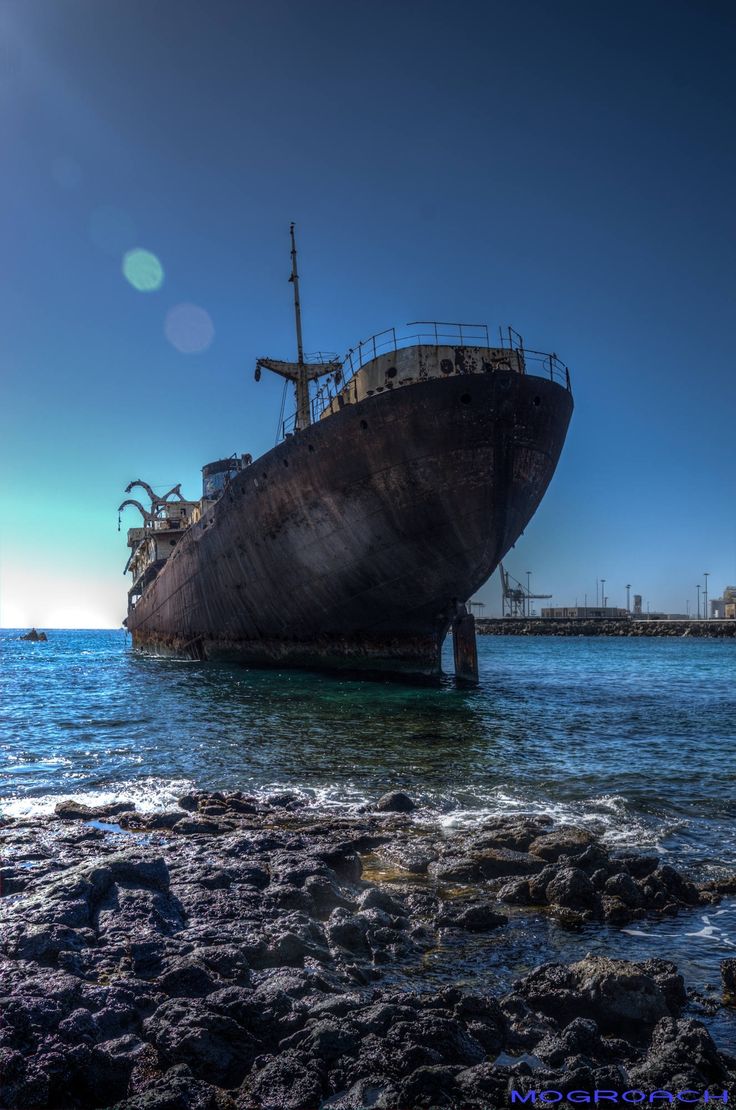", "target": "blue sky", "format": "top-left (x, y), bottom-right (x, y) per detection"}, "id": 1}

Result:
top-left (1, 0), bottom-right (734, 626)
